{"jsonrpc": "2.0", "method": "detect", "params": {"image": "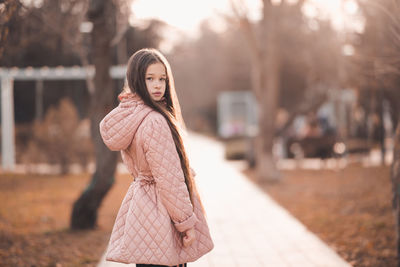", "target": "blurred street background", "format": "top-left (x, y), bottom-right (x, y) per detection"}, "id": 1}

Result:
top-left (1, 0), bottom-right (400, 266)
